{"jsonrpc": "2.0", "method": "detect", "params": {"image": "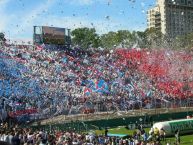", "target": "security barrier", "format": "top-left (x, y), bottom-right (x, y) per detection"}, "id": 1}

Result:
top-left (31, 110), bottom-right (193, 132)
